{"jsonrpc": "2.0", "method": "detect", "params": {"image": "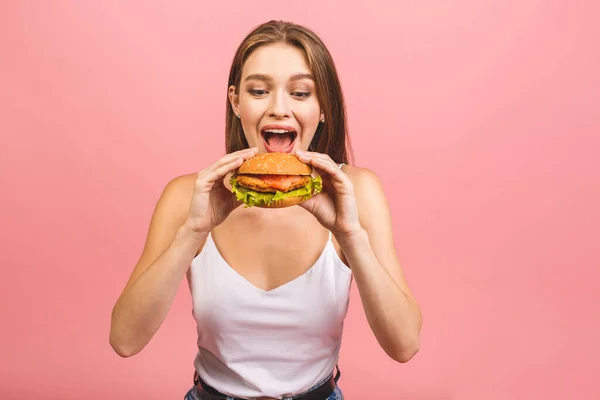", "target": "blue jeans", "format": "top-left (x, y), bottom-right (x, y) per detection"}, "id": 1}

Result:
top-left (184, 377), bottom-right (344, 400)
